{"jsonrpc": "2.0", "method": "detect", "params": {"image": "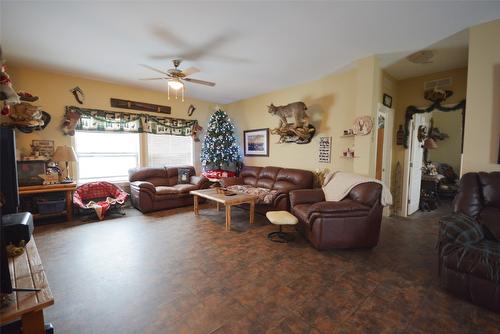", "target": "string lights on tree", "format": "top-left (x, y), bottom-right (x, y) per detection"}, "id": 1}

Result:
top-left (201, 108), bottom-right (241, 171)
